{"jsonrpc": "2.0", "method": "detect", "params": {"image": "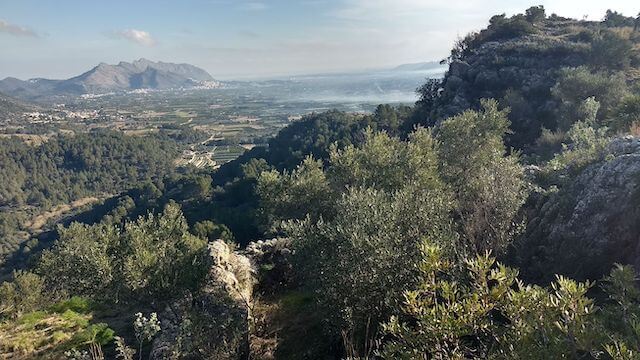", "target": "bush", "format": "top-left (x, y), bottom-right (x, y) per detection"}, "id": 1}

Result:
top-left (547, 101), bottom-right (610, 175)
top-left (437, 100), bottom-right (528, 253)
top-left (37, 203), bottom-right (208, 302)
top-left (0, 271), bottom-right (45, 318)
top-left (274, 128), bottom-right (455, 346)
top-left (552, 67), bottom-right (628, 130)
top-left (604, 10), bottom-right (636, 28)
top-left (590, 30), bottom-right (633, 69)
top-left (50, 296), bottom-right (93, 314)
top-left (611, 95), bottom-right (640, 133)
top-left (381, 249), bottom-right (640, 359)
